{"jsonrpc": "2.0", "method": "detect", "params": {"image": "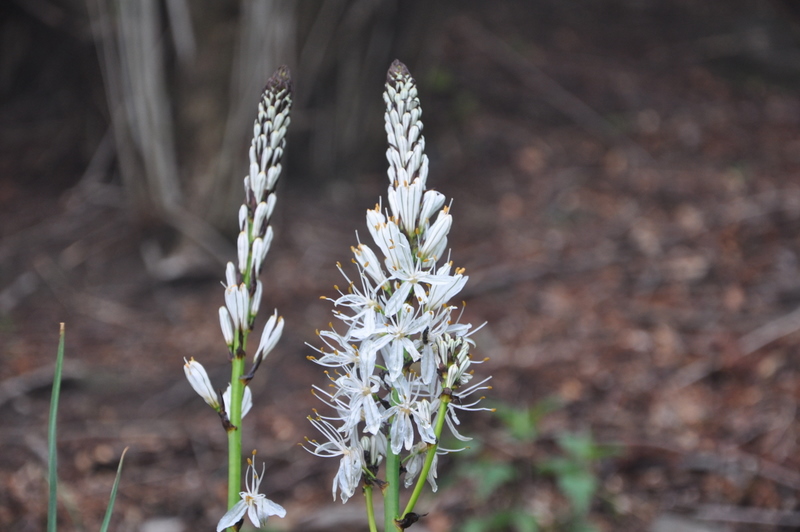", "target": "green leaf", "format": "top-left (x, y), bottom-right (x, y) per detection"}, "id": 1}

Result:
top-left (557, 469), bottom-right (597, 515)
top-left (47, 323), bottom-right (66, 532)
top-left (462, 516), bottom-right (493, 532)
top-left (557, 433), bottom-right (595, 461)
top-left (558, 432), bottom-right (620, 462)
top-left (568, 516), bottom-right (600, 532)
top-left (100, 447), bottom-right (129, 532)
top-left (538, 457), bottom-right (579, 476)
top-left (510, 510), bottom-right (539, 532)
top-left (462, 461), bottom-right (517, 500)
top-left (463, 510), bottom-right (539, 532)
top-left (494, 399), bottom-right (560, 441)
